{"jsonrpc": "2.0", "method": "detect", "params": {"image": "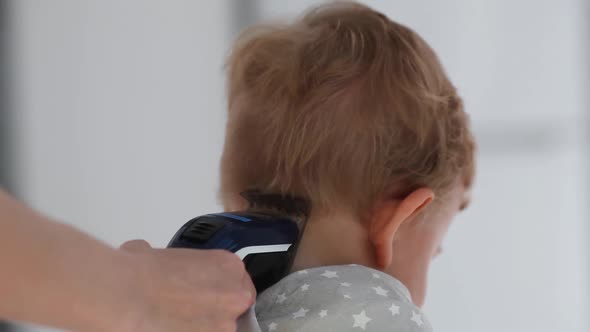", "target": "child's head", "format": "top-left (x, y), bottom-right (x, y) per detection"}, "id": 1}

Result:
top-left (220, 2), bottom-right (475, 305)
